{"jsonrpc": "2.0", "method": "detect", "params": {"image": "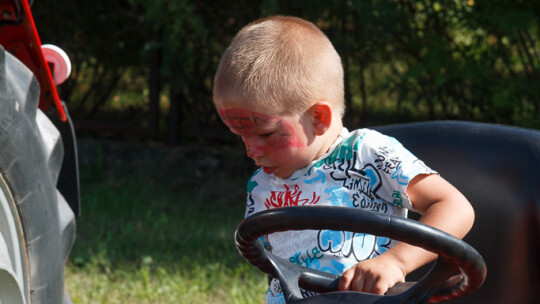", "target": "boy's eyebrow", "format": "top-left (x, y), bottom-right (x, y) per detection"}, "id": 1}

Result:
top-left (218, 108), bottom-right (273, 130)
